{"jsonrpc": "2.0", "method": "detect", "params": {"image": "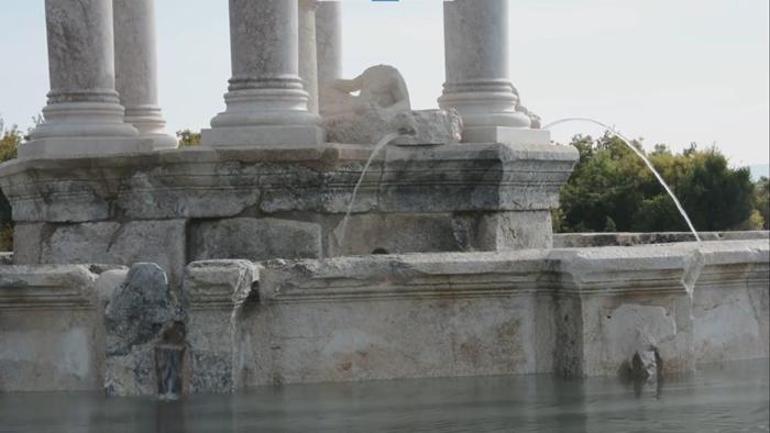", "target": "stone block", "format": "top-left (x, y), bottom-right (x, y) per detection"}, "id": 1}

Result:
top-left (39, 220), bottom-right (186, 286)
top-left (327, 213), bottom-right (461, 256)
top-left (190, 218), bottom-right (322, 262)
top-left (201, 125), bottom-right (325, 148)
top-left (473, 211), bottom-right (553, 251)
top-left (0, 264), bottom-right (105, 392)
top-left (11, 224), bottom-right (46, 264)
top-left (462, 126), bottom-right (551, 146)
